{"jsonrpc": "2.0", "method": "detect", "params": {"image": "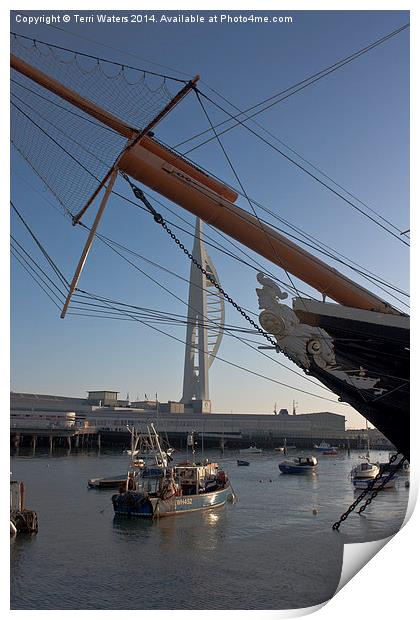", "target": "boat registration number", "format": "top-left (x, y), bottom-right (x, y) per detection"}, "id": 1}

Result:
top-left (176, 498), bottom-right (193, 506)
